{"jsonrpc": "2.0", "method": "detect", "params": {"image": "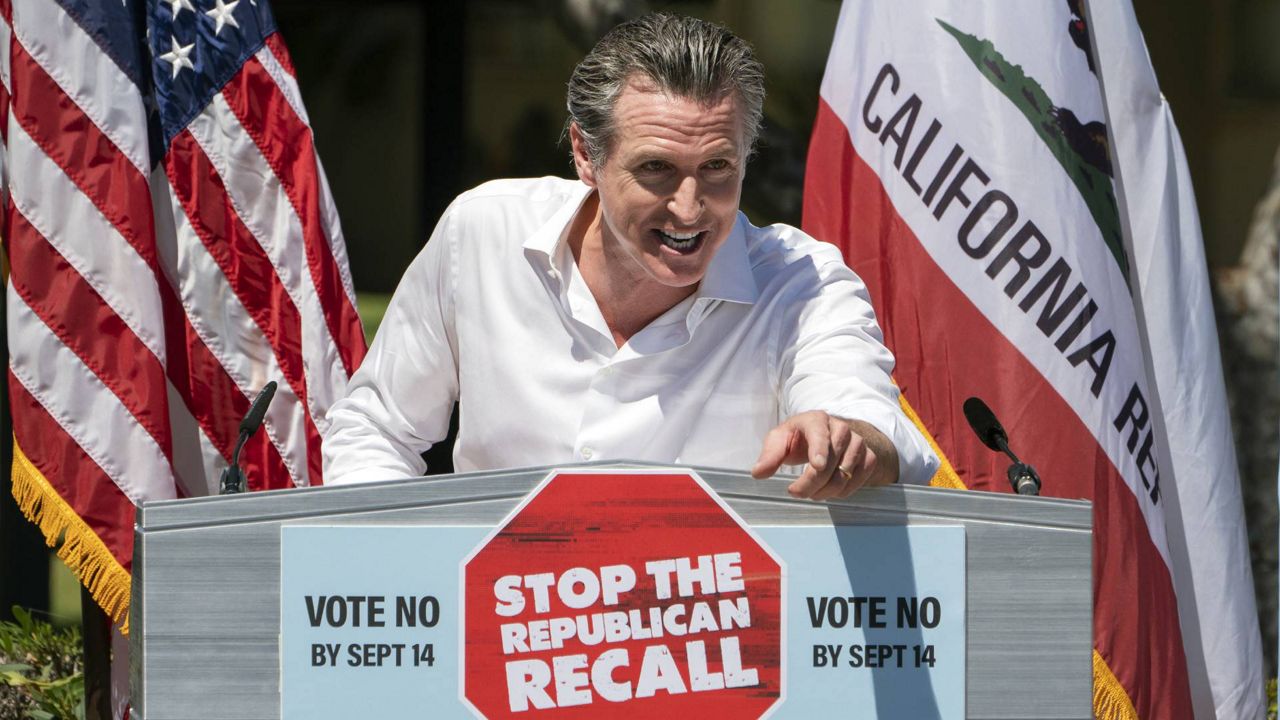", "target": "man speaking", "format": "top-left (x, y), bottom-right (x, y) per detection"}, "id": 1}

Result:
top-left (322, 13), bottom-right (938, 498)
